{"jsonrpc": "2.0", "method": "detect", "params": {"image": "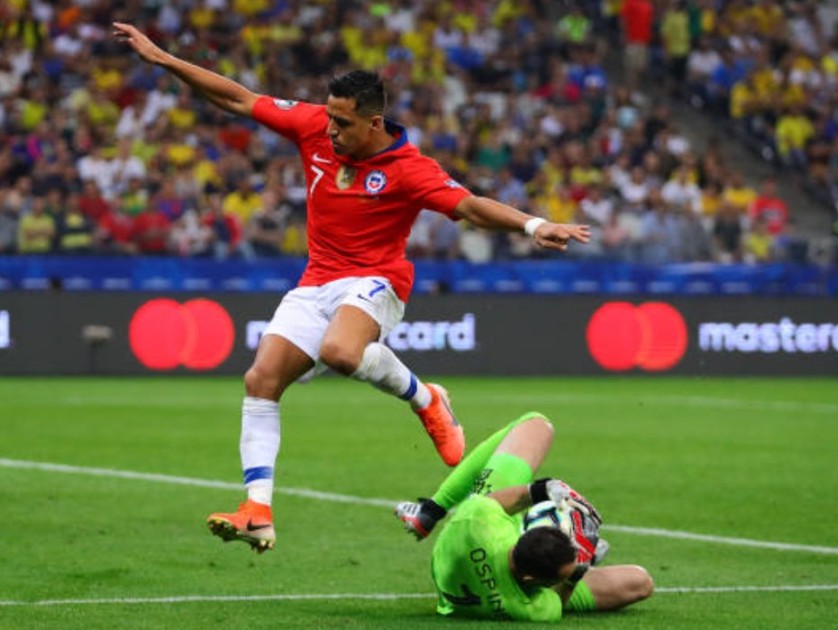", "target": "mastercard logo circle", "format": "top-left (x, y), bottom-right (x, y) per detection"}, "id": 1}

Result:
top-left (129, 298), bottom-right (235, 370)
top-left (586, 302), bottom-right (687, 372)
